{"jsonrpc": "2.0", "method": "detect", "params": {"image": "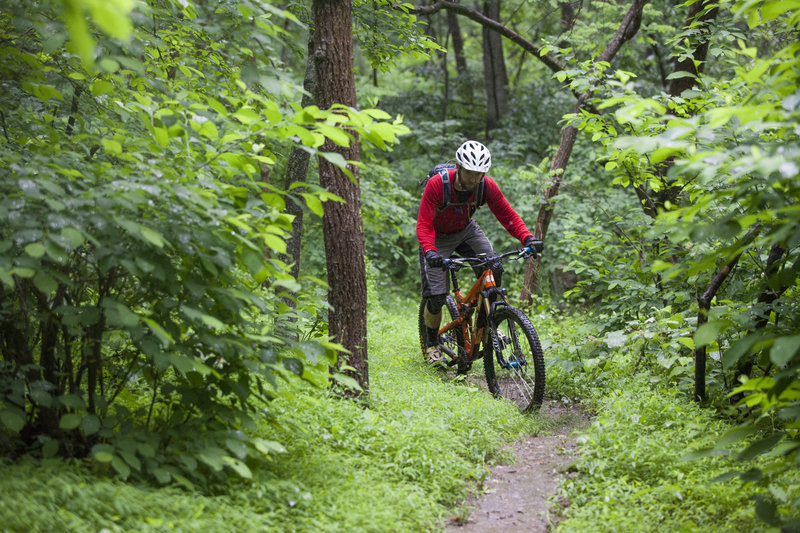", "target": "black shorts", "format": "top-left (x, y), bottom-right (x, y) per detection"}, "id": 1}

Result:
top-left (419, 219), bottom-right (502, 297)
